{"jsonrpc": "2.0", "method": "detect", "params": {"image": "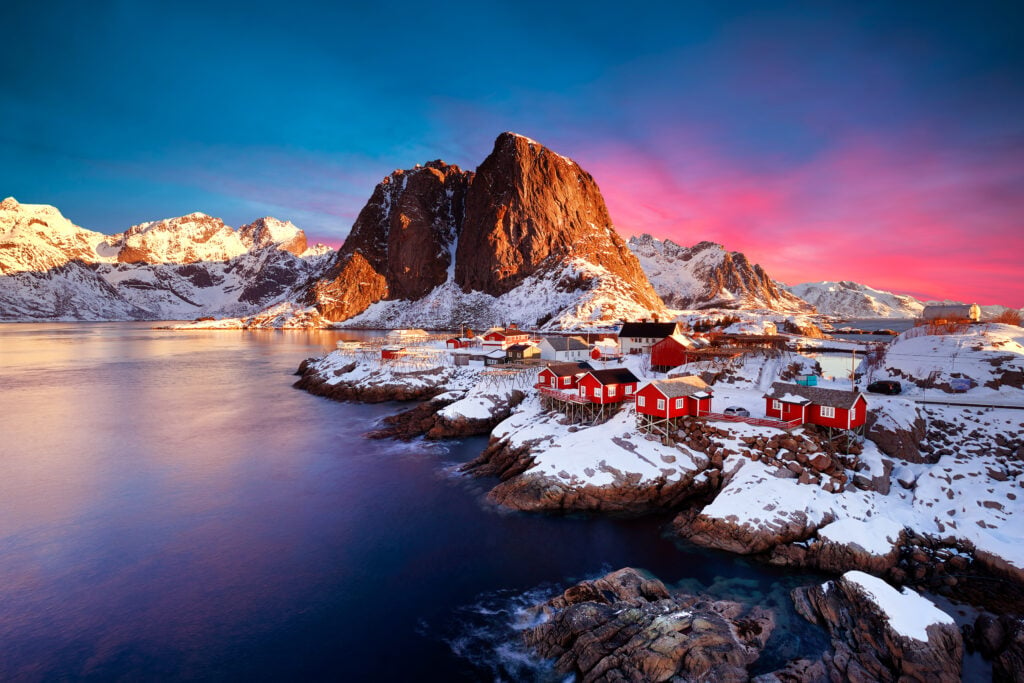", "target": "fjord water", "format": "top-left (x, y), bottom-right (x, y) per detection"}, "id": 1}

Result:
top-left (0, 324), bottom-right (826, 680)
